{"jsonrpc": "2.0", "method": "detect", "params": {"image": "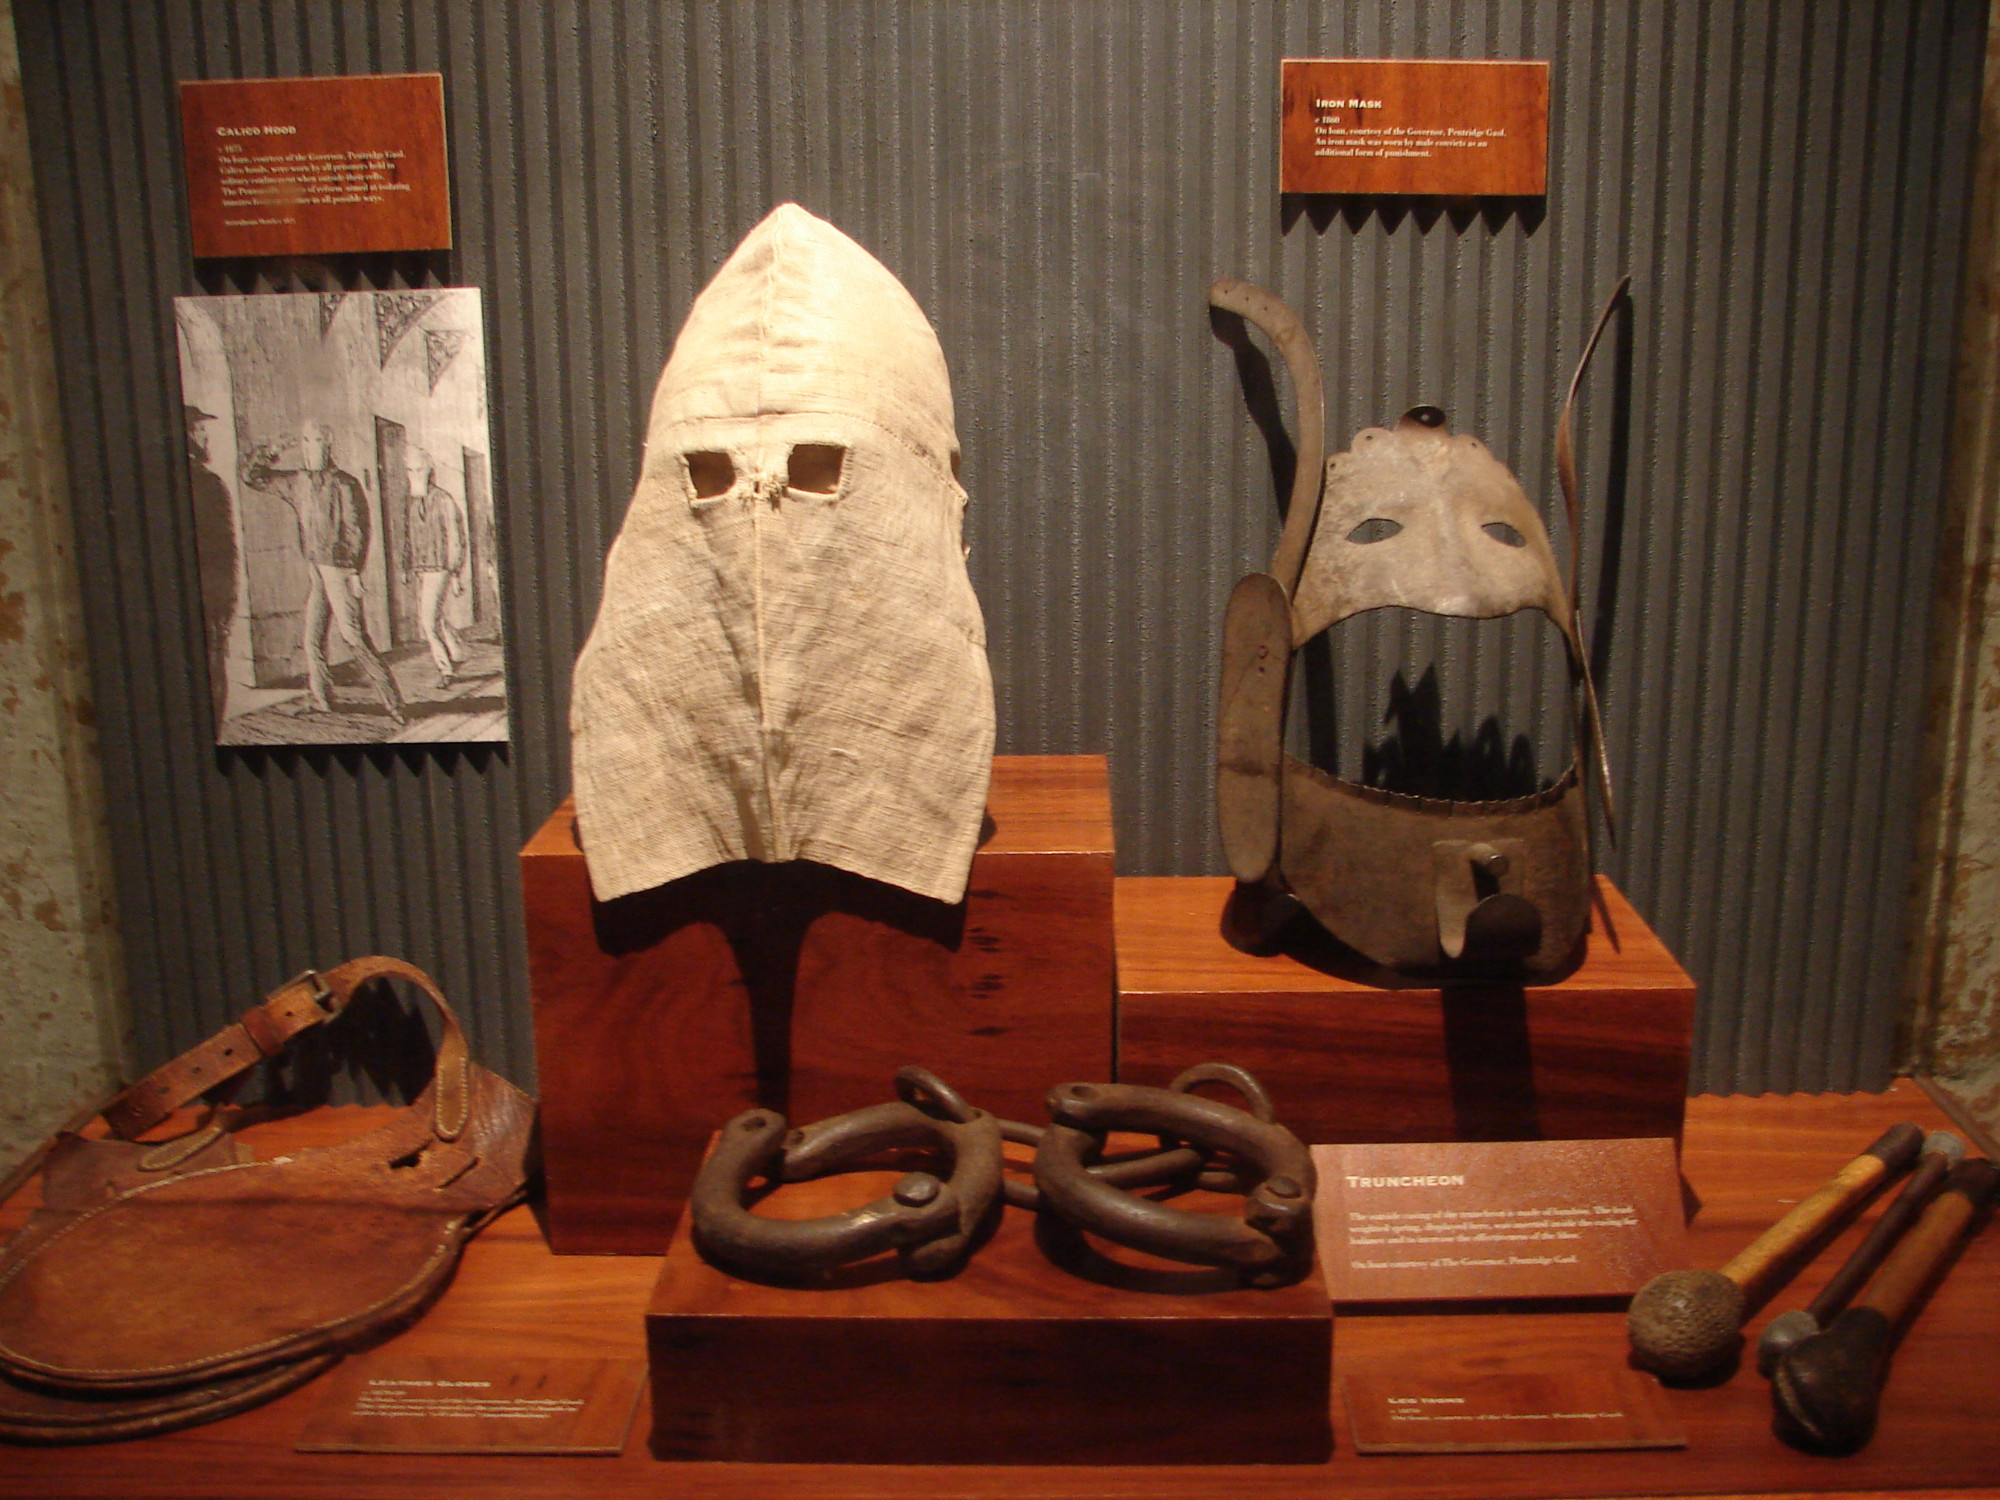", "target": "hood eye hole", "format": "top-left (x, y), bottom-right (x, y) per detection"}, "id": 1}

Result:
top-left (1346, 517), bottom-right (1403, 545)
top-left (787, 443), bottom-right (845, 494)
top-left (685, 451), bottom-right (735, 498)
top-left (1482, 521), bottom-right (1527, 548)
